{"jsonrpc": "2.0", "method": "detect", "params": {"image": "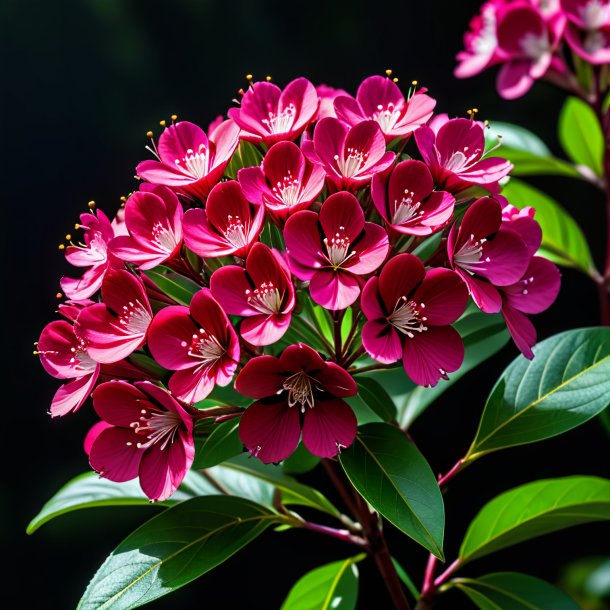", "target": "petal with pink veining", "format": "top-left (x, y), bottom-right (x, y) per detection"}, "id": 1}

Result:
top-left (93, 380), bottom-right (156, 427)
top-left (412, 268), bottom-right (469, 326)
top-left (360, 276), bottom-right (387, 320)
top-left (502, 256), bottom-right (561, 314)
top-left (346, 223), bottom-right (389, 275)
top-left (235, 355), bottom-right (287, 398)
top-left (89, 426), bottom-right (143, 482)
top-left (147, 305), bottom-right (197, 370)
top-left (458, 270), bottom-right (502, 313)
top-left (477, 230), bottom-right (530, 286)
top-left (169, 367), bottom-right (216, 403)
top-left (316, 362), bottom-right (357, 397)
top-left (312, 118), bottom-right (348, 171)
top-left (241, 313), bottom-right (292, 346)
top-left (209, 119), bottom-right (240, 168)
top-left (502, 303), bottom-right (536, 359)
top-left (51, 370), bottom-right (99, 417)
top-left (84, 421), bottom-right (112, 456)
top-left (183, 208), bottom-right (236, 257)
top-left (414, 126), bottom-right (440, 169)
top-left (210, 266), bottom-right (258, 316)
top-left (158, 121), bottom-right (209, 167)
top-left (284, 210), bottom-right (326, 280)
top-left (436, 118), bottom-right (485, 167)
top-left (319, 192), bottom-right (365, 244)
top-left (302, 399), bottom-right (357, 458)
top-left (378, 254), bottom-right (425, 314)
top-left (356, 75), bottom-right (403, 118)
top-left (309, 269), bottom-right (361, 310)
top-left (362, 319), bottom-right (403, 364)
top-left (333, 95), bottom-right (367, 126)
top-left (344, 120), bottom-right (387, 169)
